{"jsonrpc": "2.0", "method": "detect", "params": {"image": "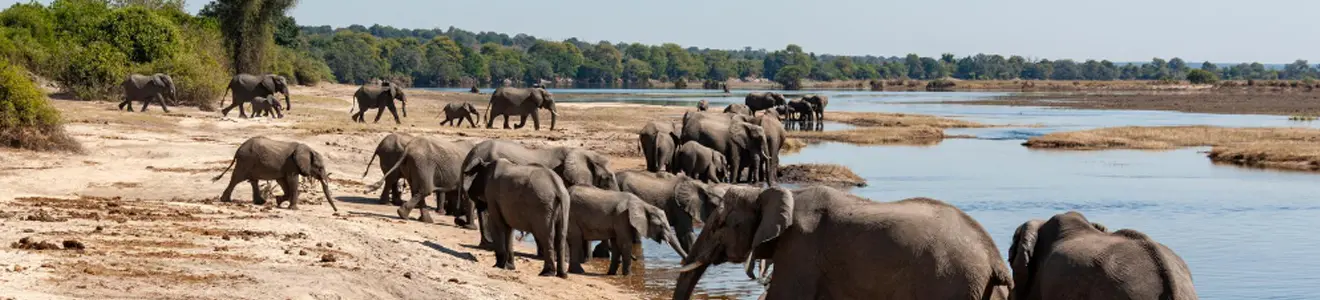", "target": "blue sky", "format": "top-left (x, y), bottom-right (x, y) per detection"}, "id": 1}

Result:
top-left (9, 0), bottom-right (1318, 63)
